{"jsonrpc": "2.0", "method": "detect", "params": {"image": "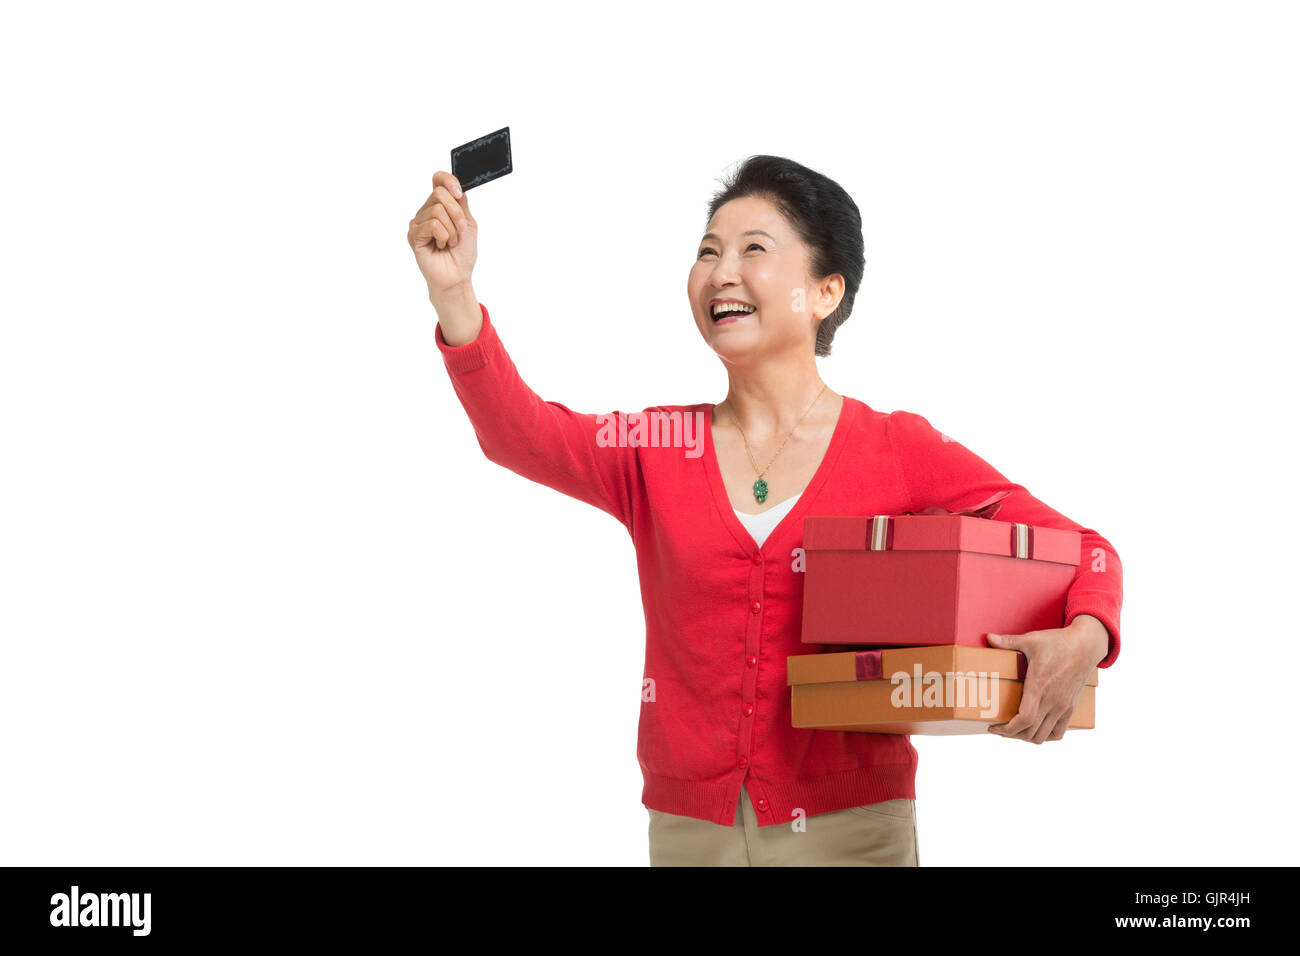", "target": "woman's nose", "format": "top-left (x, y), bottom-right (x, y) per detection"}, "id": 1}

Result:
top-left (710, 262), bottom-right (740, 286)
